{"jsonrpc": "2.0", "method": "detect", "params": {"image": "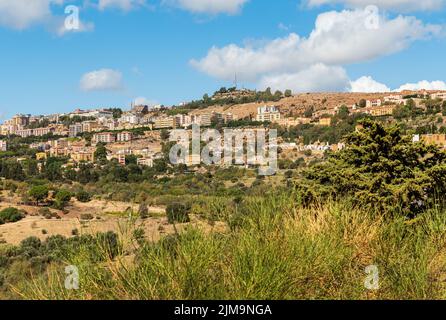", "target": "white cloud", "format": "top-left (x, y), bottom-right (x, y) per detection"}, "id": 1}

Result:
top-left (191, 9), bottom-right (441, 83)
top-left (0, 0), bottom-right (63, 30)
top-left (395, 80), bottom-right (446, 91)
top-left (350, 76), bottom-right (391, 92)
top-left (80, 69), bottom-right (124, 92)
top-left (133, 97), bottom-right (158, 106)
top-left (165, 0), bottom-right (249, 14)
top-left (98, 0), bottom-right (146, 11)
top-left (56, 19), bottom-right (95, 36)
top-left (259, 64), bottom-right (351, 93)
top-left (307, 0), bottom-right (445, 12)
